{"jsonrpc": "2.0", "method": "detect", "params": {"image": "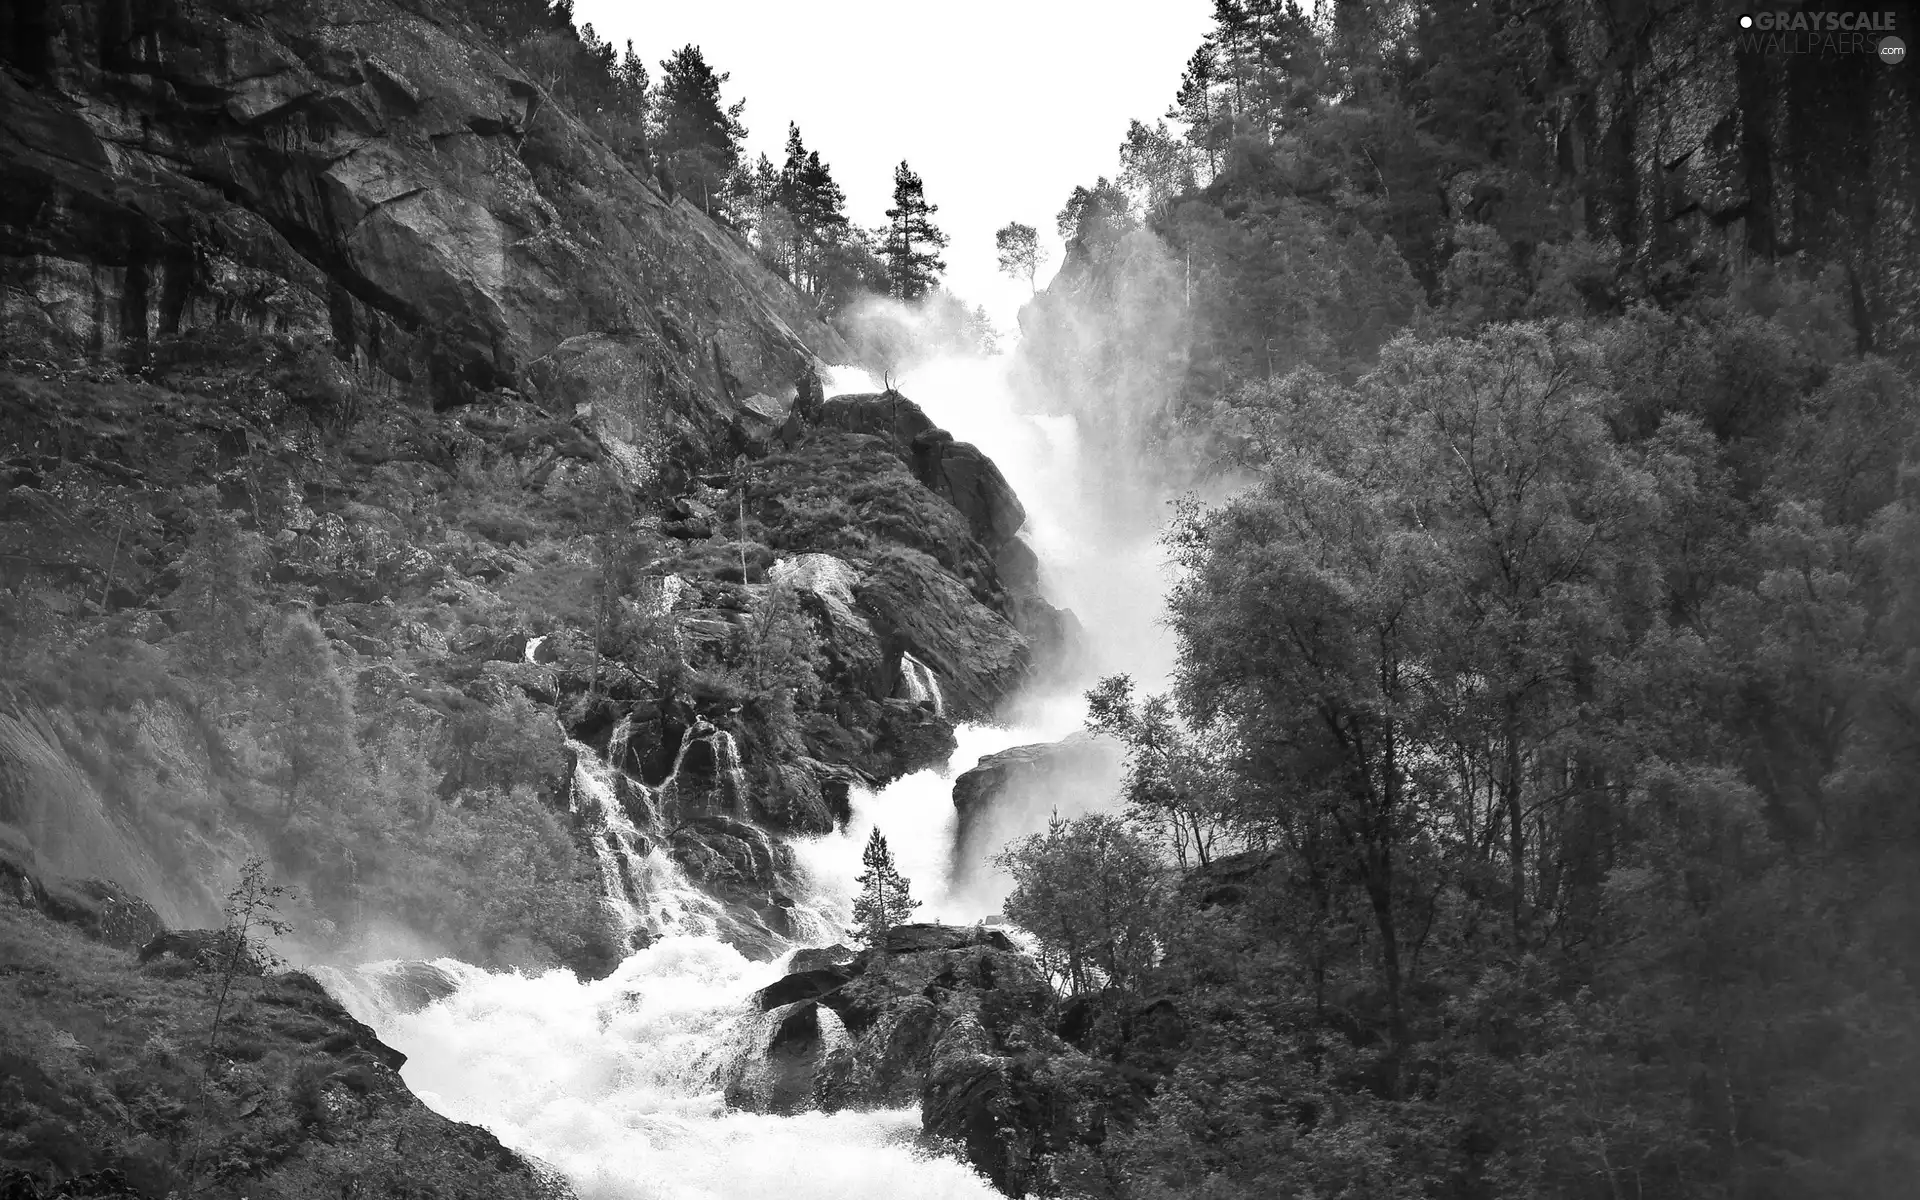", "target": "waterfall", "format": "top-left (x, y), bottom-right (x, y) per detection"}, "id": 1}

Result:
top-left (327, 942), bottom-right (997, 1200)
top-left (895, 651), bottom-right (945, 717)
top-left (569, 738), bottom-right (726, 950)
top-left (314, 351), bottom-right (1173, 1200)
top-left (657, 720), bottom-right (749, 822)
top-left (713, 729), bottom-right (749, 815)
top-left (524, 634), bottom-right (547, 664)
